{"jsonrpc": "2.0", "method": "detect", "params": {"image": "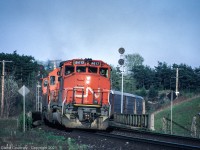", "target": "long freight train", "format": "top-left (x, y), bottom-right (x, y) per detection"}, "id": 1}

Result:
top-left (41, 58), bottom-right (147, 130)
